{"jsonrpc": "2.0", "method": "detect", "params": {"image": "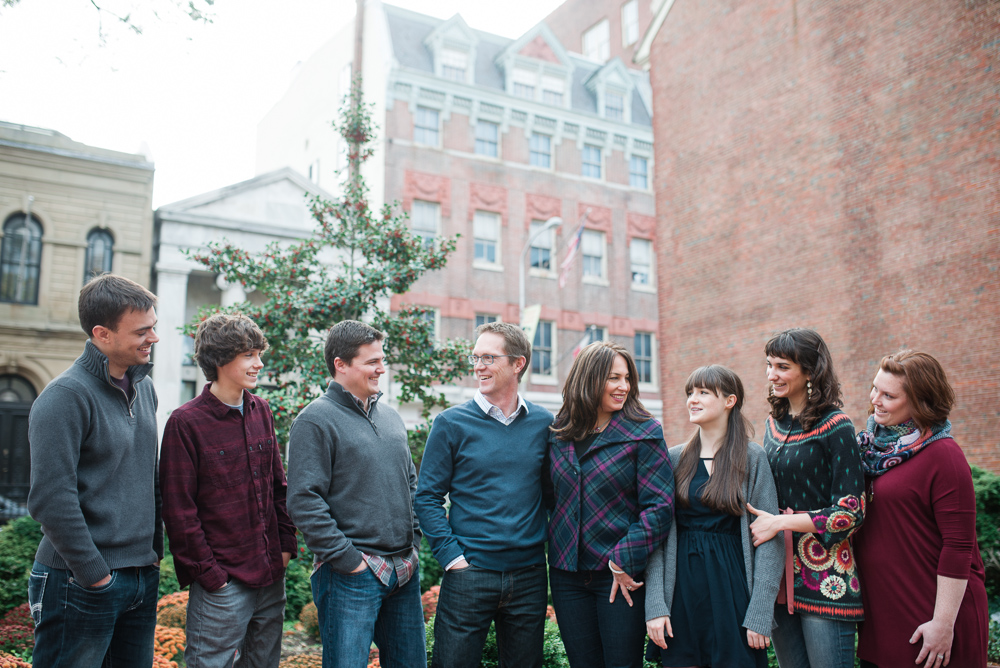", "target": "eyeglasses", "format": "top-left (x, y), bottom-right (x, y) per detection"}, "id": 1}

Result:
top-left (467, 354), bottom-right (516, 366)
